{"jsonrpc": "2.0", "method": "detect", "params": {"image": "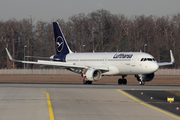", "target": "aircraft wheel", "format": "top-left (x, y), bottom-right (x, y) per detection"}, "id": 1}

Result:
top-left (118, 79), bottom-right (122, 84)
top-left (87, 81), bottom-right (92, 84)
top-left (83, 80), bottom-right (88, 84)
top-left (122, 79), bottom-right (127, 85)
top-left (139, 81), bottom-right (145, 85)
top-left (83, 80), bottom-right (92, 84)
